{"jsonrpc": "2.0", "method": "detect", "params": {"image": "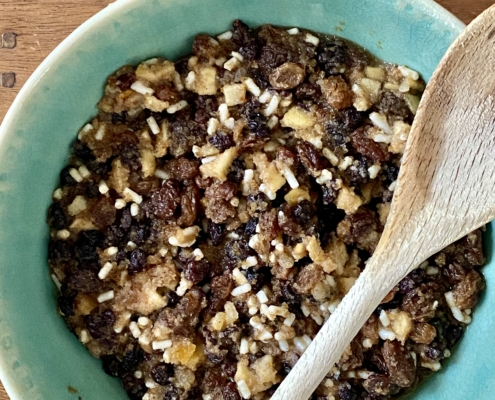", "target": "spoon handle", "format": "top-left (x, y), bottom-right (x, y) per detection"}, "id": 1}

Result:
top-left (271, 252), bottom-right (414, 400)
